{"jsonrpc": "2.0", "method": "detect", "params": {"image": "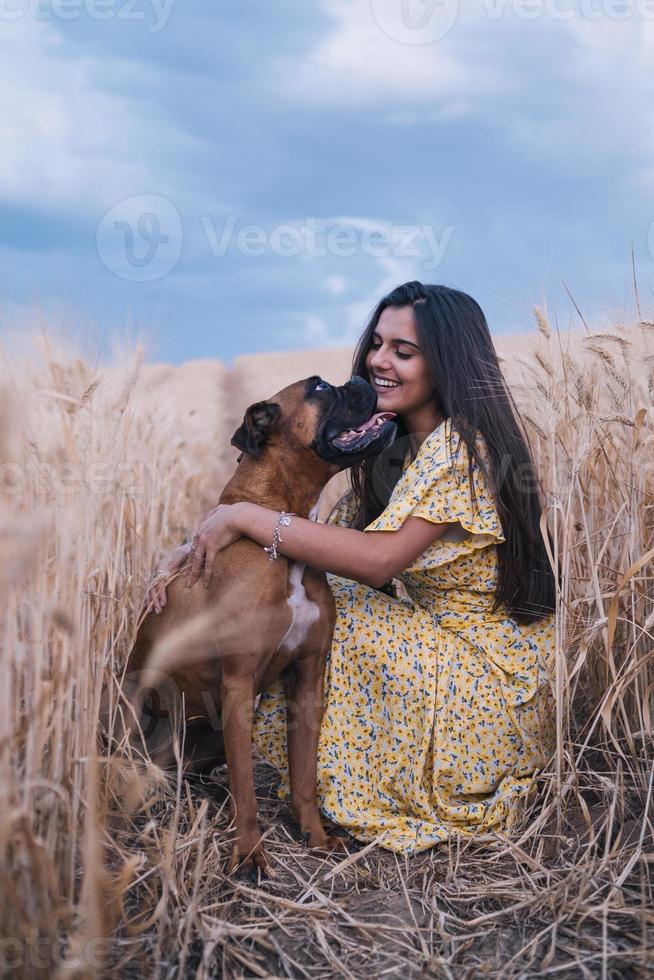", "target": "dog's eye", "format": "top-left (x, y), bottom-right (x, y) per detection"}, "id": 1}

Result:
top-left (314, 380), bottom-right (329, 391)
